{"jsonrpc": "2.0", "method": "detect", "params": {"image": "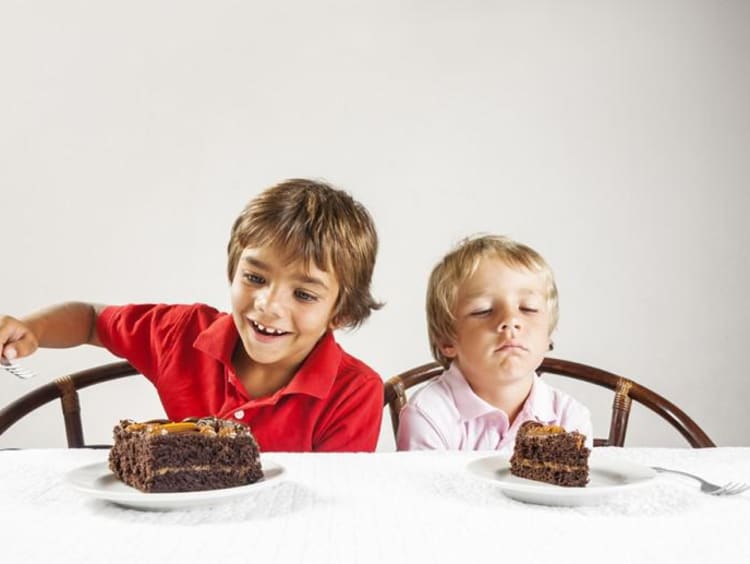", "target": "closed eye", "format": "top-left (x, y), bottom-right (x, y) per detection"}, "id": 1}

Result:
top-left (520, 307), bottom-right (539, 313)
top-left (469, 309), bottom-right (492, 317)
